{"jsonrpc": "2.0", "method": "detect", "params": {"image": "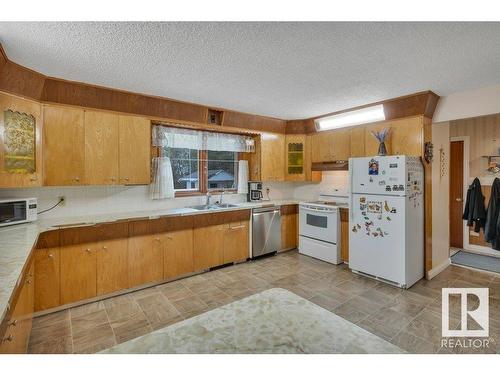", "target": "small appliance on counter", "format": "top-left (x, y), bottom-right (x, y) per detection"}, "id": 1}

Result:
top-left (247, 181), bottom-right (263, 202)
top-left (349, 155), bottom-right (424, 288)
top-left (0, 198), bottom-right (38, 227)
